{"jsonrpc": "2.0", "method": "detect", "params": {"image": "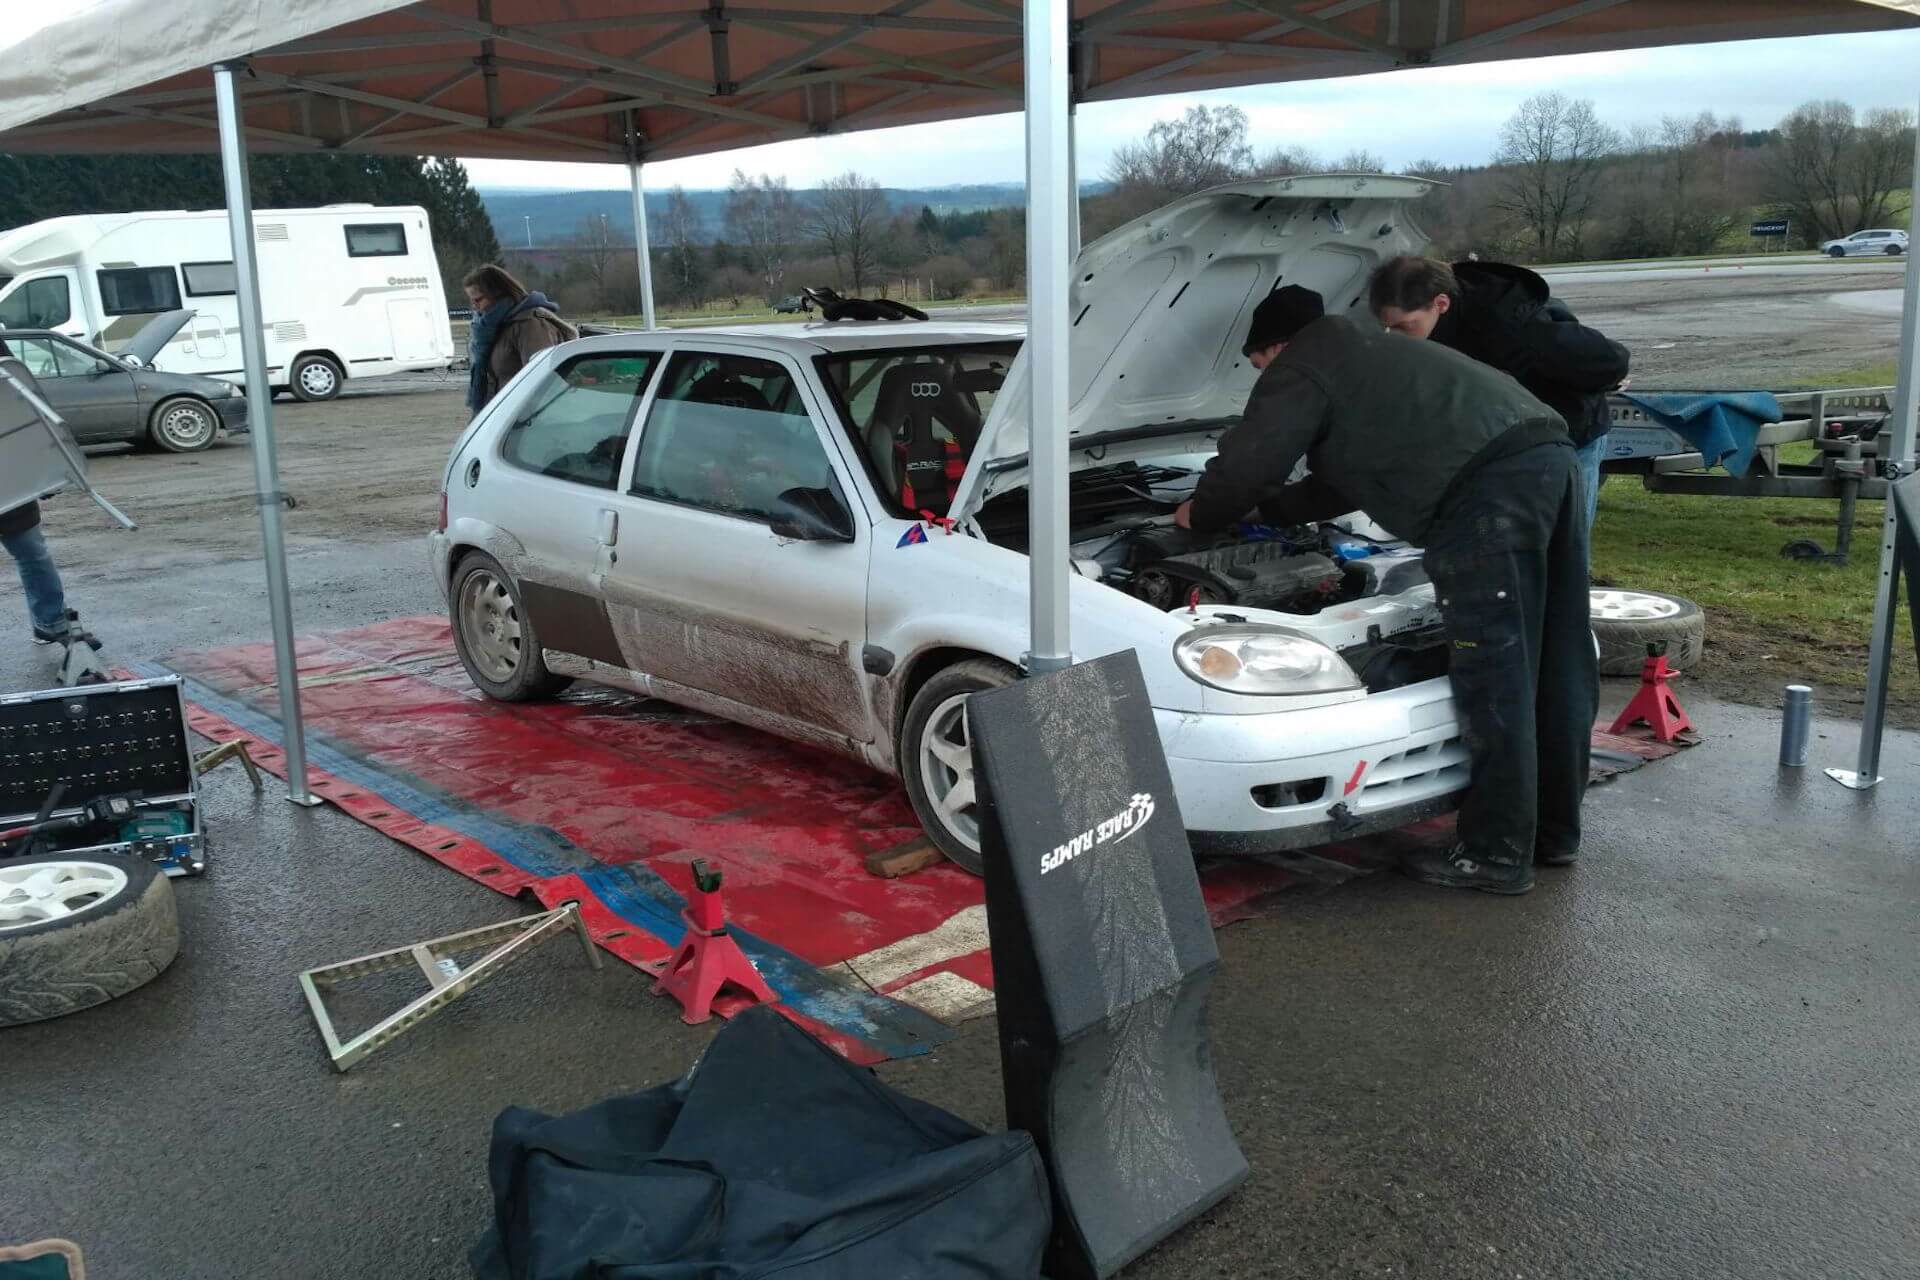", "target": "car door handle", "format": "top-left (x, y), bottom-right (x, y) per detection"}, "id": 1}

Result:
top-left (597, 509), bottom-right (618, 547)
